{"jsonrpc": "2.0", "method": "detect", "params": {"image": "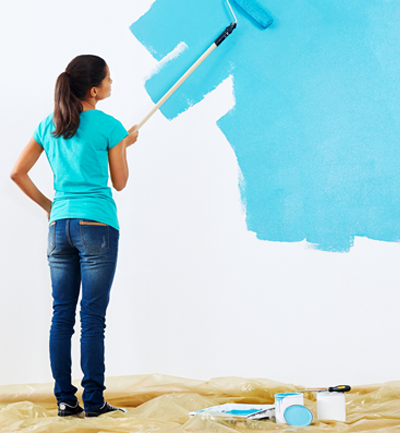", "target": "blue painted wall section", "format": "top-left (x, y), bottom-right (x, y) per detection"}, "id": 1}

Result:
top-left (130, 0), bottom-right (400, 252)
